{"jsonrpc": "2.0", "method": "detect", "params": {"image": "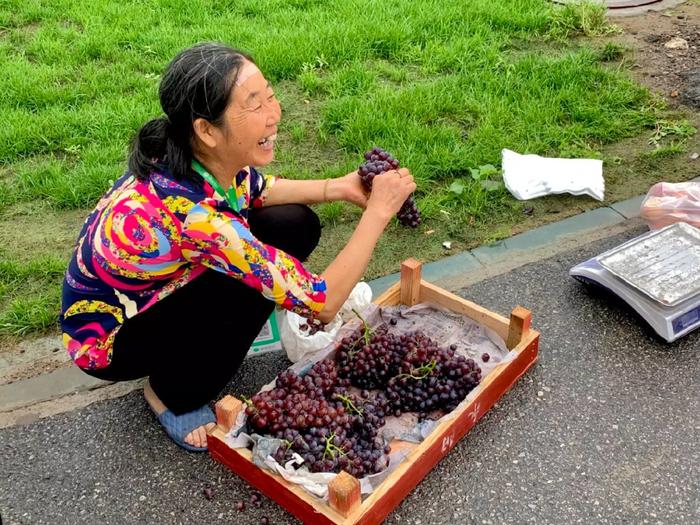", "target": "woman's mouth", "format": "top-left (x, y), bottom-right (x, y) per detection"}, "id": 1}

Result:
top-left (257, 133), bottom-right (277, 151)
